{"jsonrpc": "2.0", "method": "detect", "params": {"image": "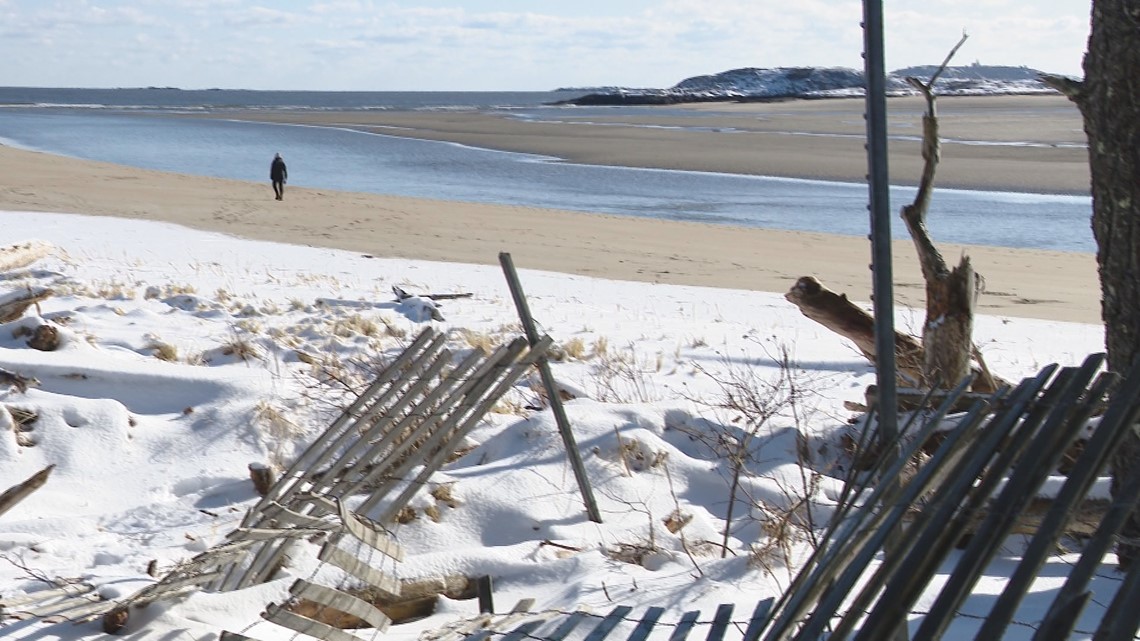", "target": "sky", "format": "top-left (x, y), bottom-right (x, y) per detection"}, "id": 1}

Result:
top-left (0, 0), bottom-right (1090, 91)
